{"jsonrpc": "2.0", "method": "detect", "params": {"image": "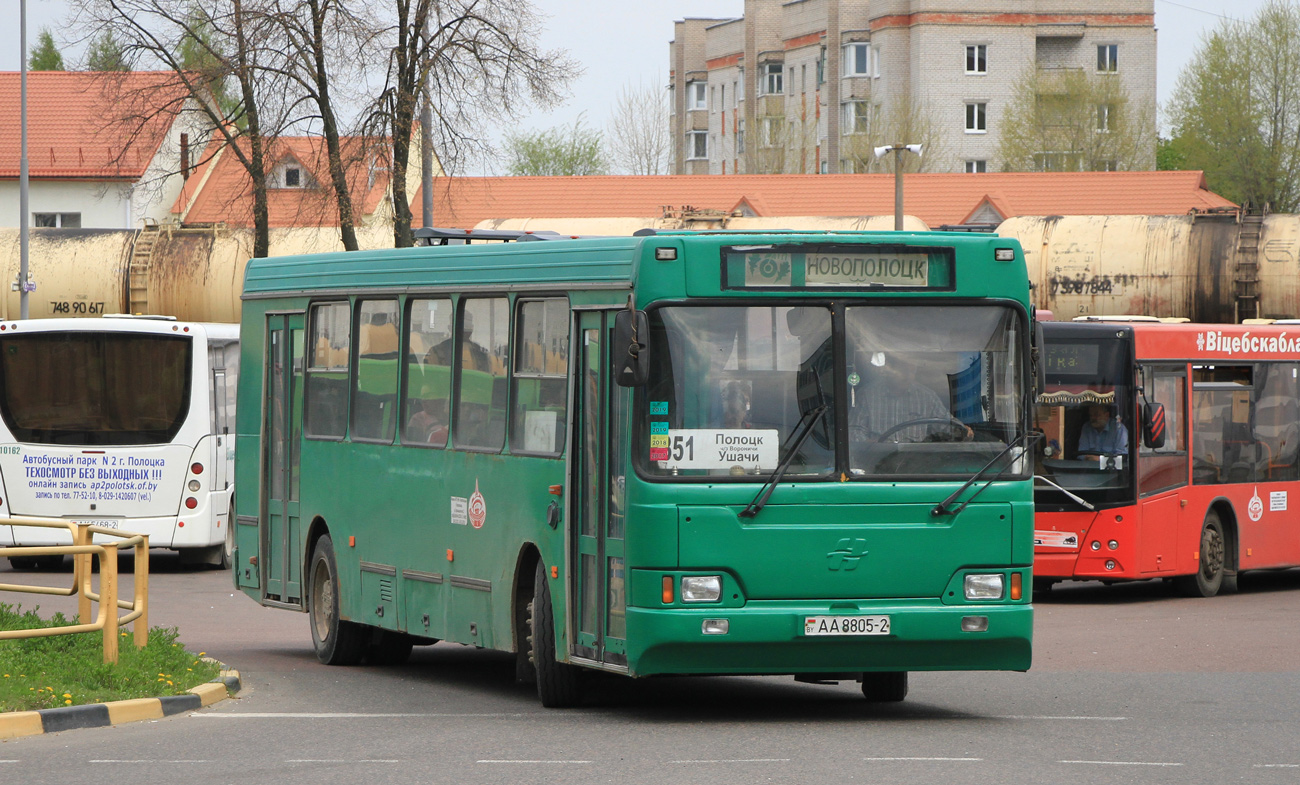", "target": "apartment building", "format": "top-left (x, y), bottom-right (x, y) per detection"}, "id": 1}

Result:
top-left (670, 1), bottom-right (1156, 175)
